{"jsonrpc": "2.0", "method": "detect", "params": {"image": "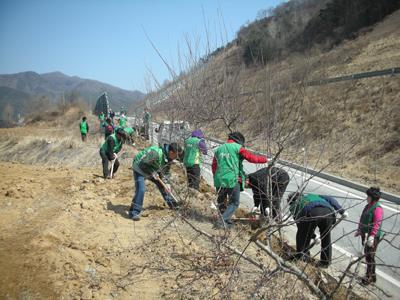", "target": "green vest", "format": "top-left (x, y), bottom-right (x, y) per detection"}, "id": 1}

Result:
top-left (80, 121), bottom-right (87, 134)
top-left (144, 112), bottom-right (151, 123)
top-left (360, 202), bottom-right (383, 238)
top-left (133, 146), bottom-right (165, 175)
top-left (124, 127), bottom-right (134, 135)
top-left (289, 194), bottom-right (326, 219)
top-left (213, 142), bottom-right (241, 188)
top-left (183, 137), bottom-right (201, 167)
top-left (100, 134), bottom-right (122, 154)
top-left (98, 113), bottom-right (105, 121)
top-left (119, 117), bottom-right (127, 128)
